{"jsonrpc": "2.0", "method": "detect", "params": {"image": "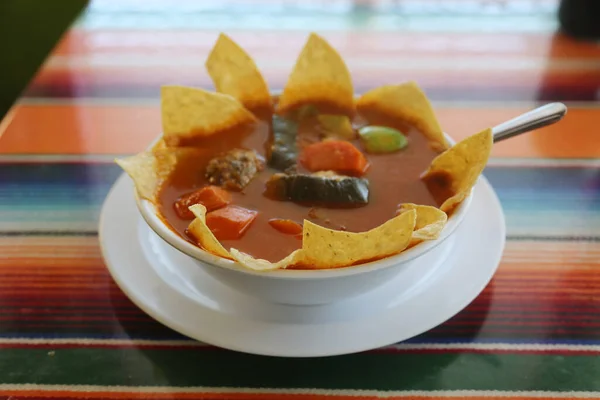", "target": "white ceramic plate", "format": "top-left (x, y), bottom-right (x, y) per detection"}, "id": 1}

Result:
top-left (99, 173), bottom-right (505, 357)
